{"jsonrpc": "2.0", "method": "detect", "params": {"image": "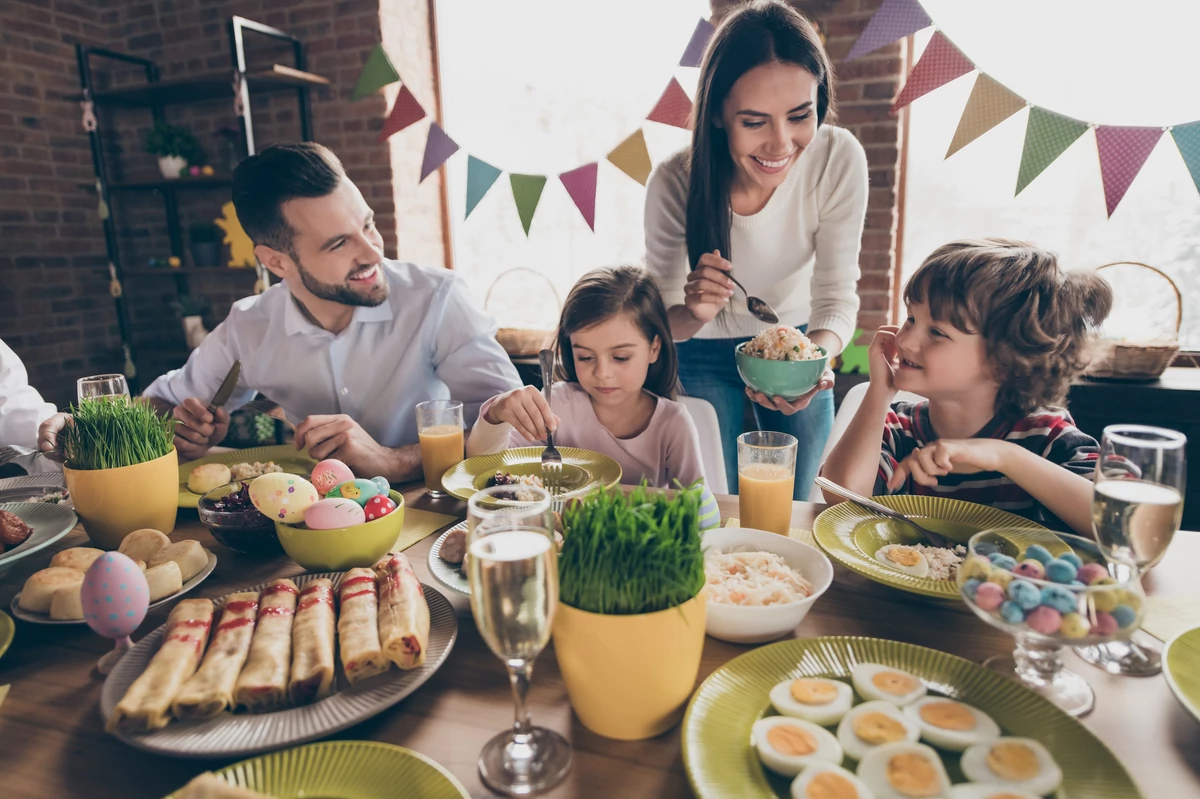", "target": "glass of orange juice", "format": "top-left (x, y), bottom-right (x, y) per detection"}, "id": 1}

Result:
top-left (416, 399), bottom-right (464, 496)
top-left (737, 431), bottom-right (798, 535)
